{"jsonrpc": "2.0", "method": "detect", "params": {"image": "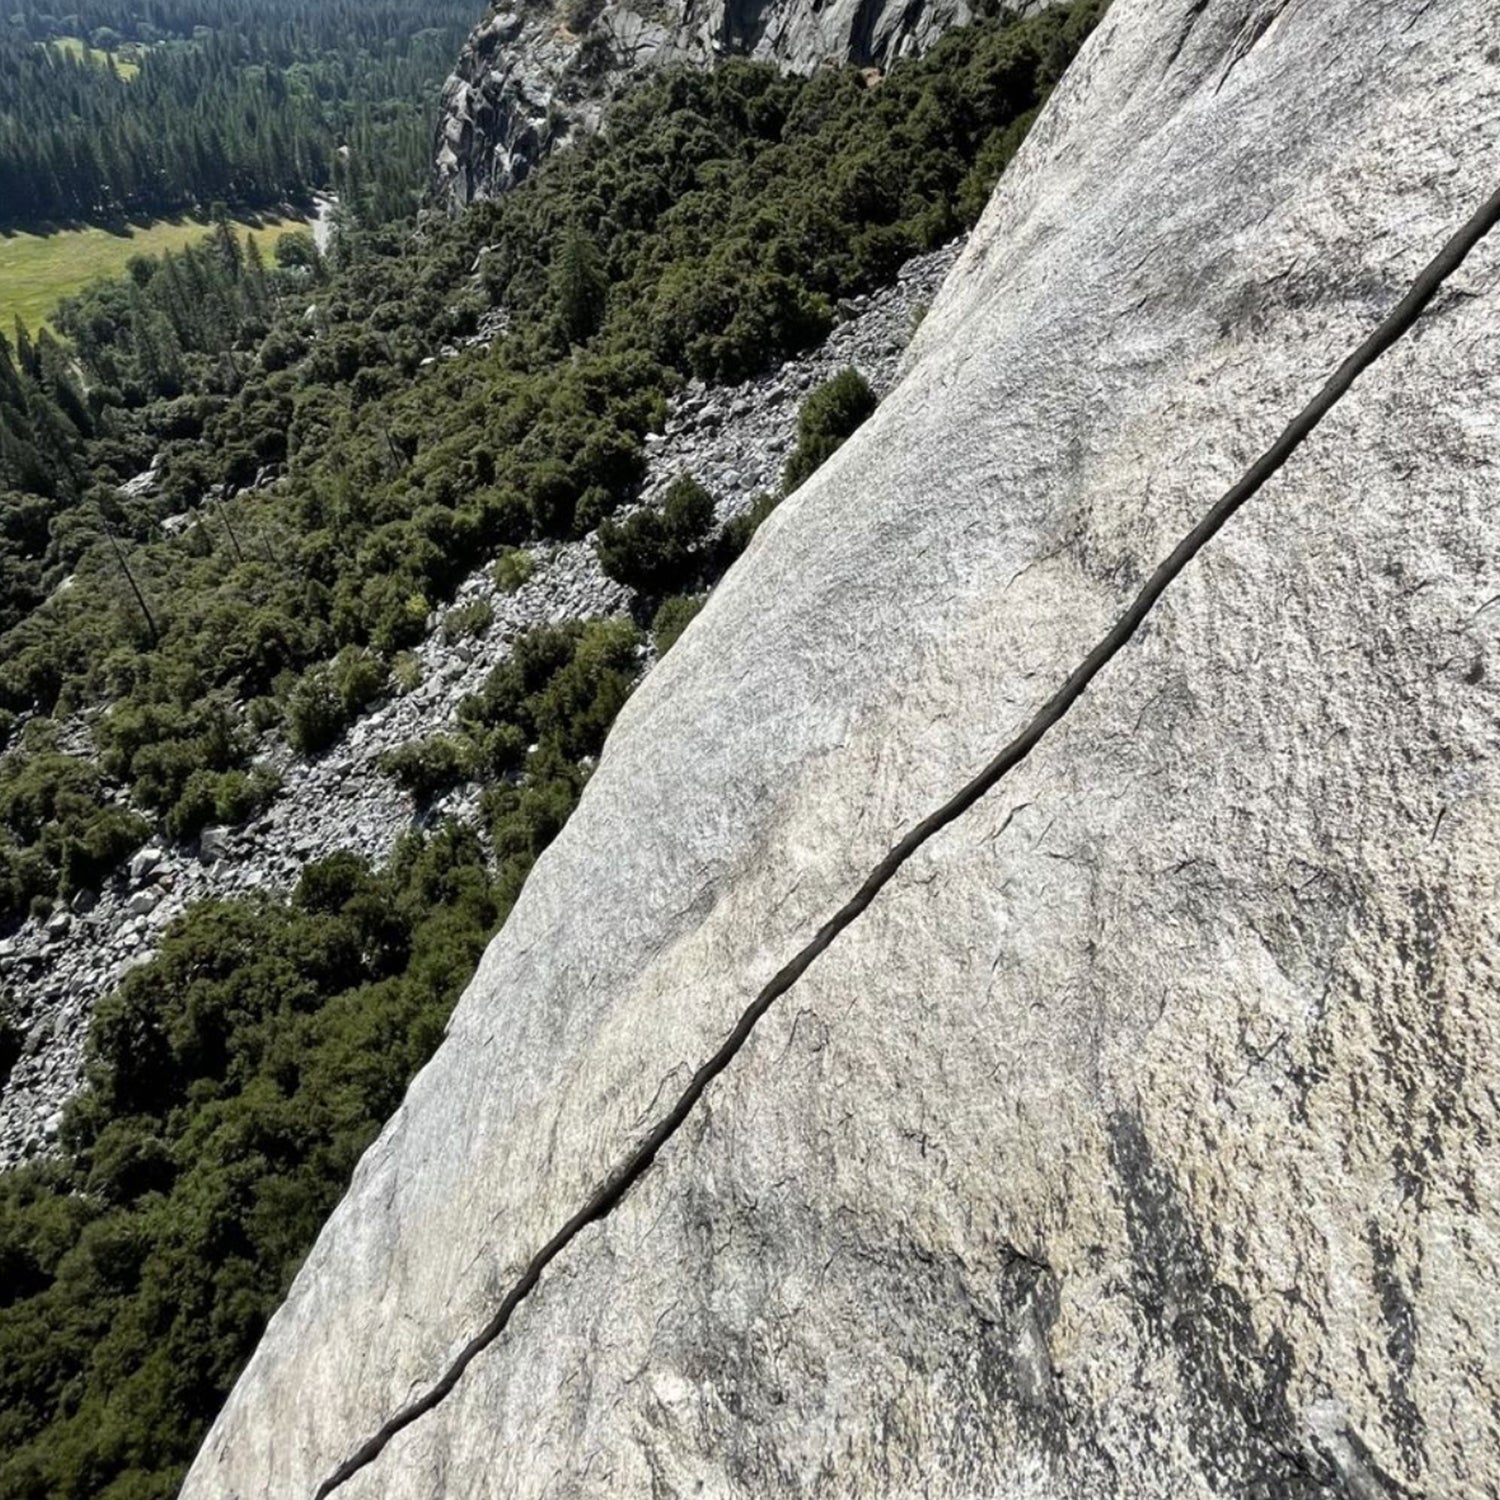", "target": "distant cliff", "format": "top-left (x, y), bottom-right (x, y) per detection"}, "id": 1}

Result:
top-left (195, 1), bottom-right (1500, 1495)
top-left (433, 0), bottom-right (1051, 205)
